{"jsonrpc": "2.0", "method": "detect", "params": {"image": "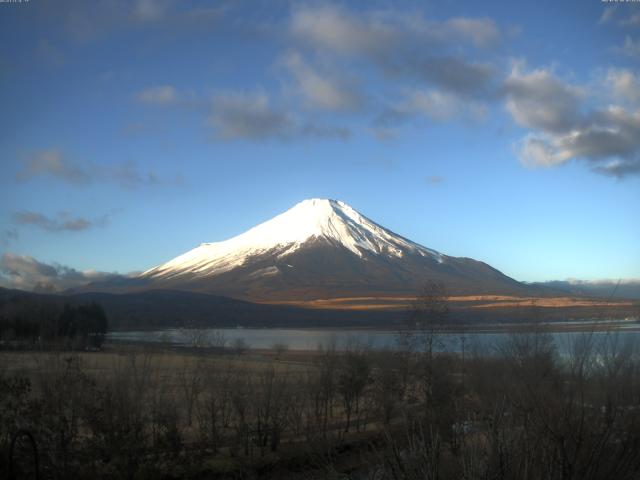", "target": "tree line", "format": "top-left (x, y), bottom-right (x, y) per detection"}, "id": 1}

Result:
top-left (0, 294), bottom-right (108, 349)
